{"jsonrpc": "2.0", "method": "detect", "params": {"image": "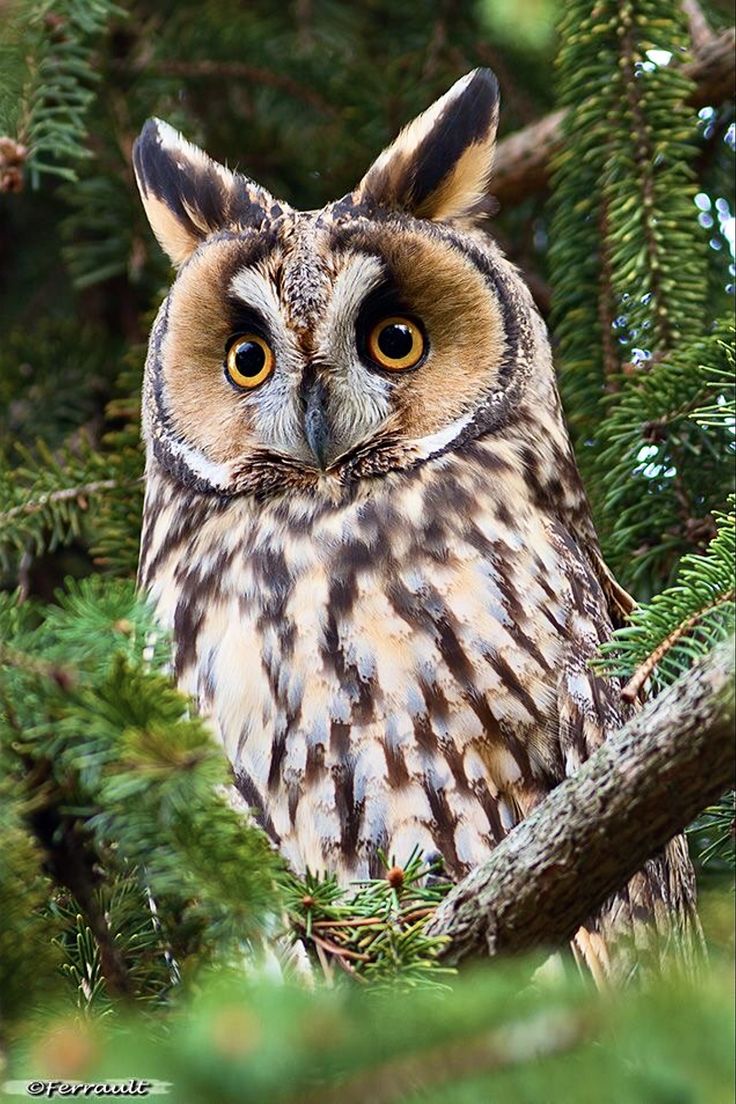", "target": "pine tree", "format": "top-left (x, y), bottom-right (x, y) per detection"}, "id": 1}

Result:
top-left (0, 0), bottom-right (733, 1096)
